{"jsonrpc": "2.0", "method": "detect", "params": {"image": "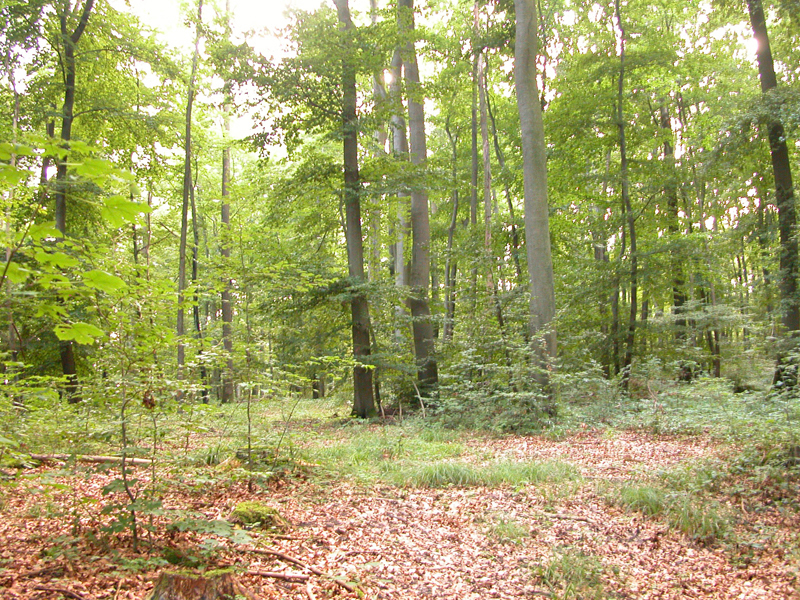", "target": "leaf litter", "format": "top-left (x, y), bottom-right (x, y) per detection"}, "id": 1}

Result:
top-left (0, 430), bottom-right (797, 599)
